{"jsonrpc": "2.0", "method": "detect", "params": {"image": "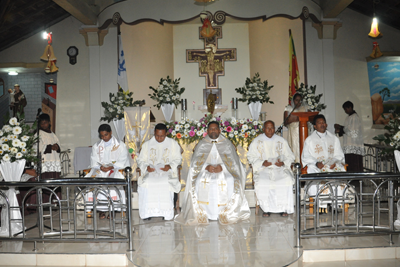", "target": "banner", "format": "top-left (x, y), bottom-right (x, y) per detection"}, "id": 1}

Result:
top-left (118, 35), bottom-right (129, 91)
top-left (289, 30), bottom-right (300, 104)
